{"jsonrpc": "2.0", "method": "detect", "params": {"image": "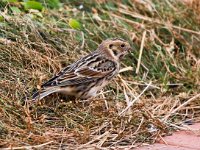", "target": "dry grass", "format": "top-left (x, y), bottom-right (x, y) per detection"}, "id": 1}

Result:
top-left (0, 0), bottom-right (200, 149)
